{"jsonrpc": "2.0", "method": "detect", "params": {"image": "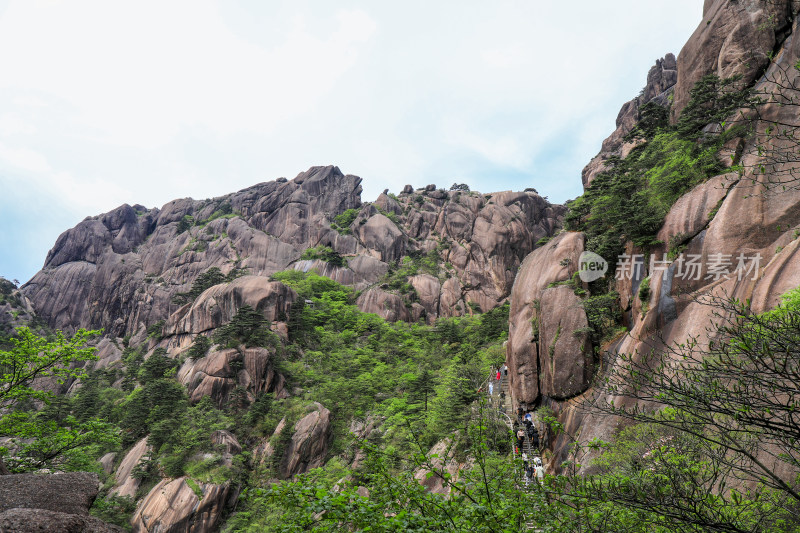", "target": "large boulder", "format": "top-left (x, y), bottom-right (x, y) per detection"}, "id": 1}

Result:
top-left (356, 214), bottom-right (406, 263)
top-left (131, 477), bottom-right (230, 533)
top-left (355, 288), bottom-right (411, 323)
top-left (0, 472), bottom-right (124, 532)
top-left (279, 403), bottom-right (332, 479)
top-left (165, 276), bottom-right (296, 337)
top-left (0, 508), bottom-right (124, 532)
top-left (178, 346), bottom-right (282, 405)
top-left (0, 472), bottom-right (98, 515)
top-left (506, 232), bottom-right (587, 407)
top-left (111, 437), bottom-right (150, 498)
top-left (537, 285), bottom-right (593, 400)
